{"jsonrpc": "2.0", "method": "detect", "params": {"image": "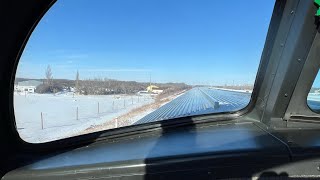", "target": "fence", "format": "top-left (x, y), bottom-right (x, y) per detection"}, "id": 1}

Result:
top-left (38, 95), bottom-right (153, 130)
